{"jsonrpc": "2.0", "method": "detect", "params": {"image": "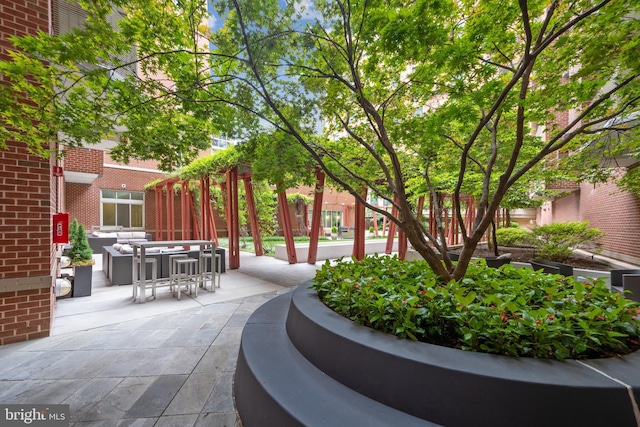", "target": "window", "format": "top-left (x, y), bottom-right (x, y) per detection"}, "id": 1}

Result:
top-left (212, 136), bottom-right (238, 150)
top-left (101, 190), bottom-right (144, 229)
top-left (53, 0), bottom-right (137, 78)
top-left (308, 209), bottom-right (342, 228)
